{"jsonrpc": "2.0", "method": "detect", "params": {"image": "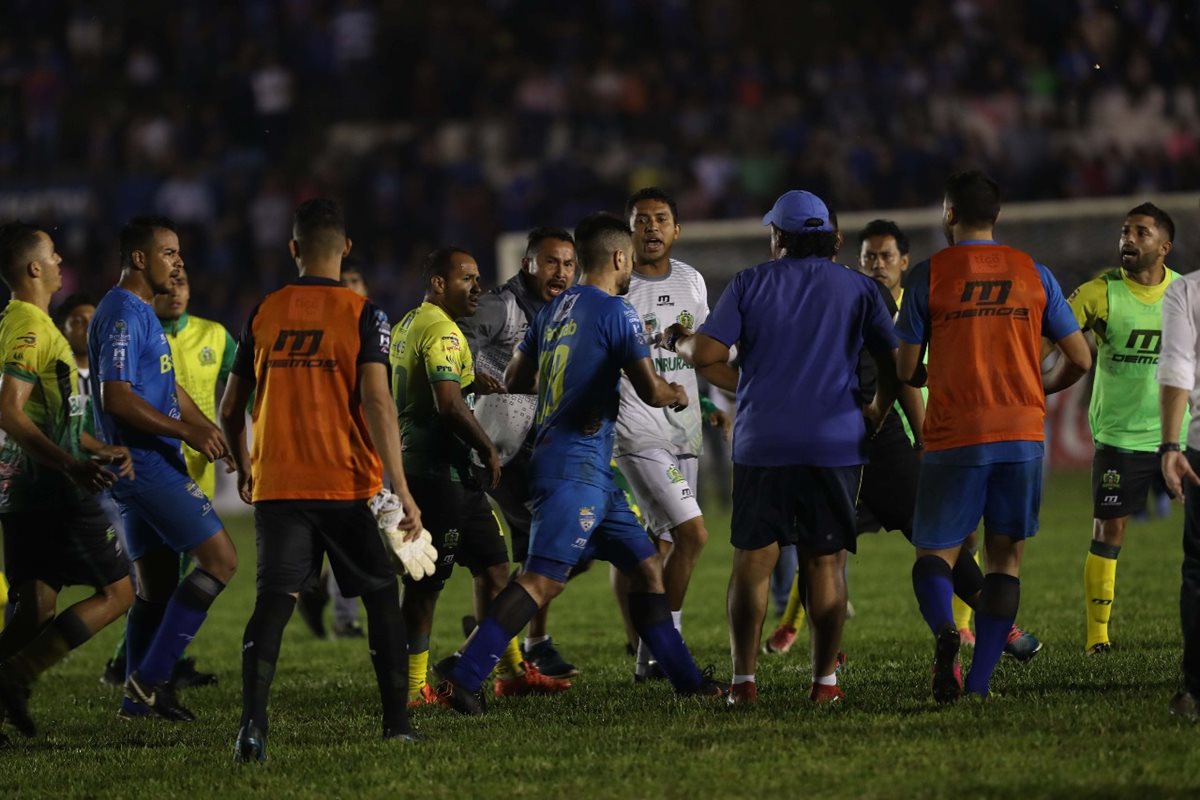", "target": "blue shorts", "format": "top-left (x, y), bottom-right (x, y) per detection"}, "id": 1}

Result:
top-left (525, 478), bottom-right (656, 582)
top-left (911, 459), bottom-right (1042, 550)
top-left (117, 479), bottom-right (225, 561)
